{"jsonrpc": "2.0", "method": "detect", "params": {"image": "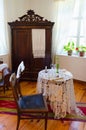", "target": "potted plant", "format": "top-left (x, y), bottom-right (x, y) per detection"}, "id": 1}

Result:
top-left (64, 41), bottom-right (75, 56)
top-left (76, 46), bottom-right (86, 57)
